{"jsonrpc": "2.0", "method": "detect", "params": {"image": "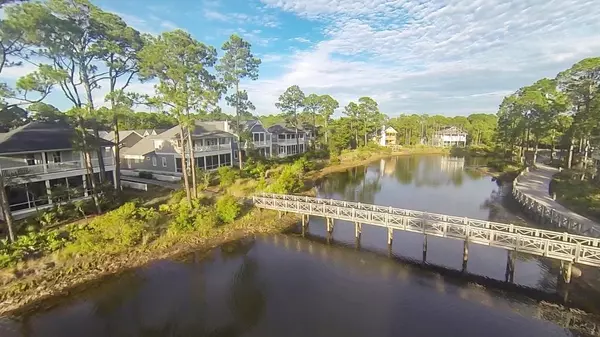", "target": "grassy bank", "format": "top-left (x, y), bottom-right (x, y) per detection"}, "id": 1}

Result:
top-left (550, 169), bottom-right (600, 222)
top-left (0, 144), bottom-right (450, 315)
